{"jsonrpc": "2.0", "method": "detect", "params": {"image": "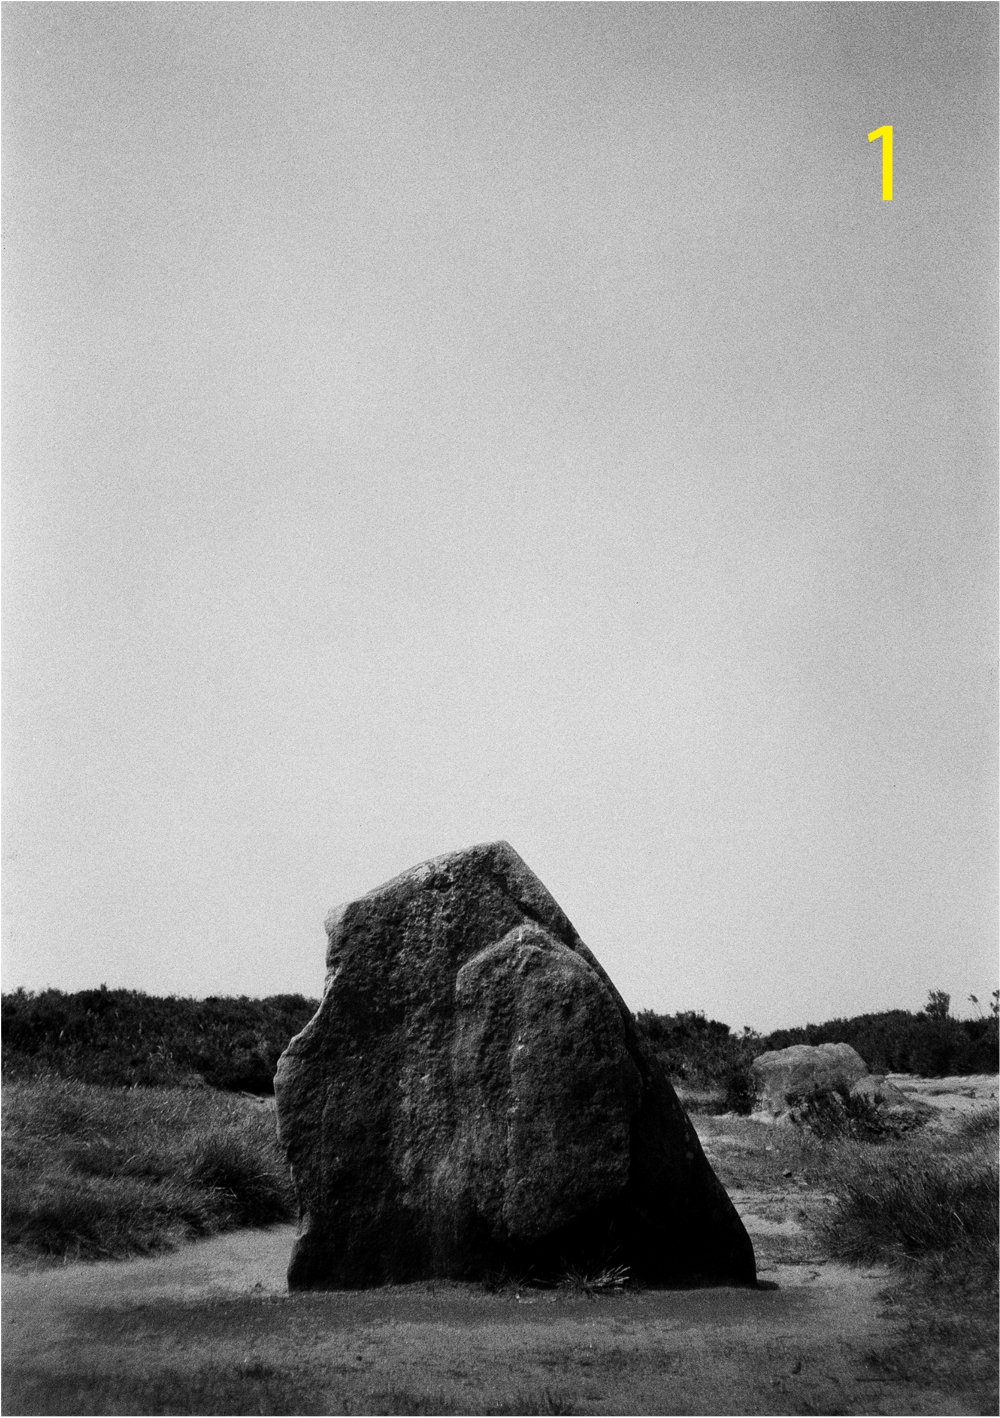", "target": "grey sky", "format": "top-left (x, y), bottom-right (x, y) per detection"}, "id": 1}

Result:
top-left (4, 2), bottom-right (996, 1030)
